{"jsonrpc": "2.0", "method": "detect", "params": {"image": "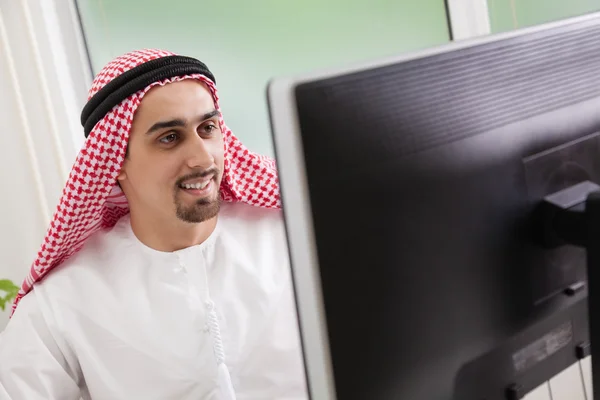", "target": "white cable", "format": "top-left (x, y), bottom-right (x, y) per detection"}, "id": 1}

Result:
top-left (0, 6), bottom-right (51, 225)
